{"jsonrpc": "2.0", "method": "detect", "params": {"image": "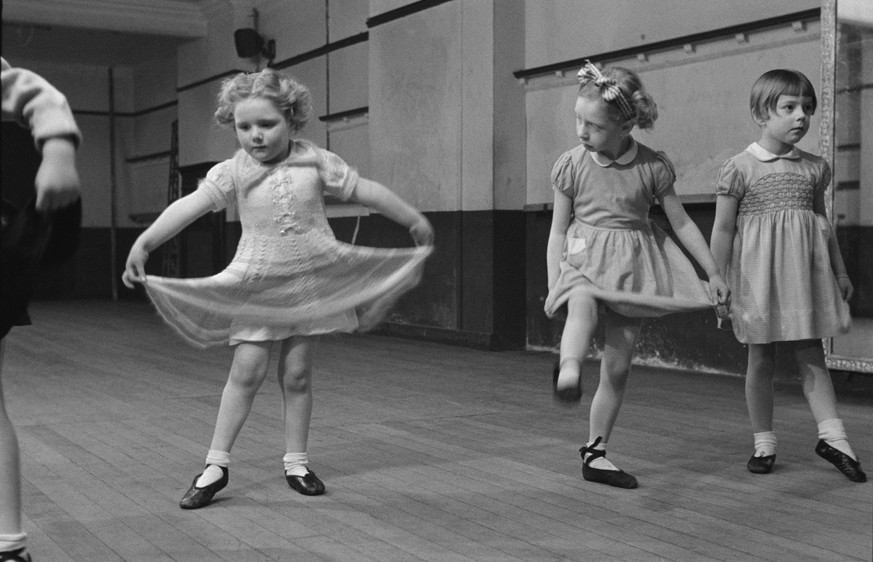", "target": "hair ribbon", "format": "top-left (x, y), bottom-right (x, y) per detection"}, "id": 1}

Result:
top-left (577, 60), bottom-right (635, 121)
